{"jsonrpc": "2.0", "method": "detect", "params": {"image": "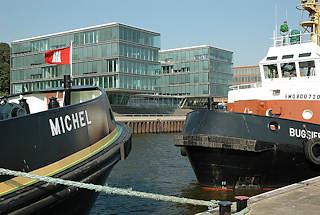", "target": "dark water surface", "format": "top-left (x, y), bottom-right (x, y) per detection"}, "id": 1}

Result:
top-left (89, 133), bottom-right (235, 215)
